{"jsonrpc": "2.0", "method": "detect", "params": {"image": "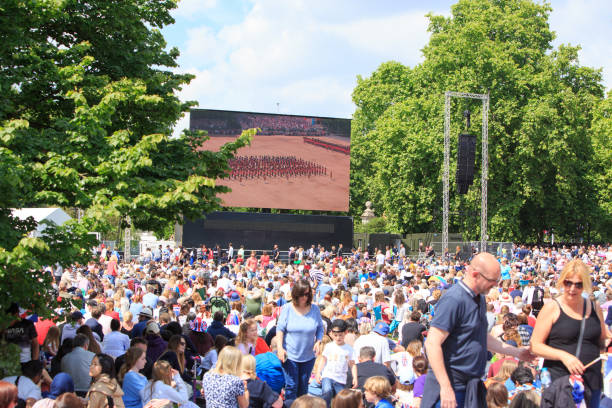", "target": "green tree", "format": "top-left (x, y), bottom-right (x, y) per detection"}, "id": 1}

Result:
top-left (589, 92), bottom-right (612, 240)
top-left (0, 0), bottom-right (251, 328)
top-left (351, 0), bottom-right (608, 241)
top-left (354, 217), bottom-right (391, 234)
